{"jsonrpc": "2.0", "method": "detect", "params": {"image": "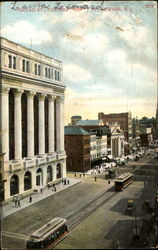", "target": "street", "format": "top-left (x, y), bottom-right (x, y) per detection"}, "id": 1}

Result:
top-left (1, 155), bottom-right (158, 249)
